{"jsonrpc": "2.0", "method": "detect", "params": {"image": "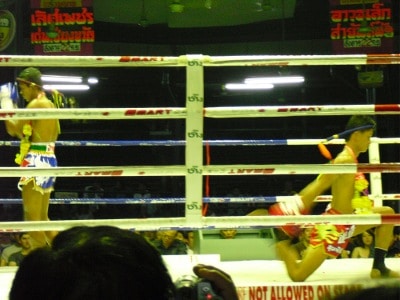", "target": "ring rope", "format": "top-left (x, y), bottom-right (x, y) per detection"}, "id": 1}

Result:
top-left (0, 104), bottom-right (400, 120)
top-left (1, 54), bottom-right (399, 232)
top-left (1, 54), bottom-right (400, 67)
top-left (0, 214), bottom-right (399, 233)
top-left (204, 105), bottom-right (400, 118)
top-left (2, 137), bottom-right (400, 147)
top-left (1, 194), bottom-right (399, 205)
top-left (0, 163), bottom-right (399, 177)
